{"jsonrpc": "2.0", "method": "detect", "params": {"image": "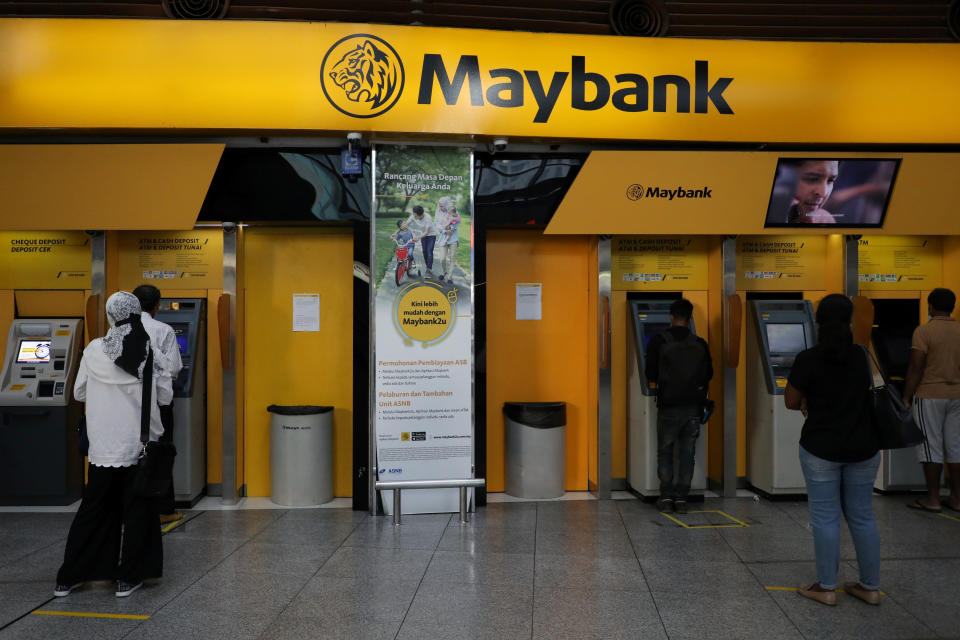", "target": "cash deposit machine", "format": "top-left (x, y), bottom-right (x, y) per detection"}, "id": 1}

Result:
top-left (0, 319), bottom-right (84, 504)
top-left (746, 300), bottom-right (816, 497)
top-left (627, 300), bottom-right (707, 497)
top-left (155, 299), bottom-right (206, 505)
